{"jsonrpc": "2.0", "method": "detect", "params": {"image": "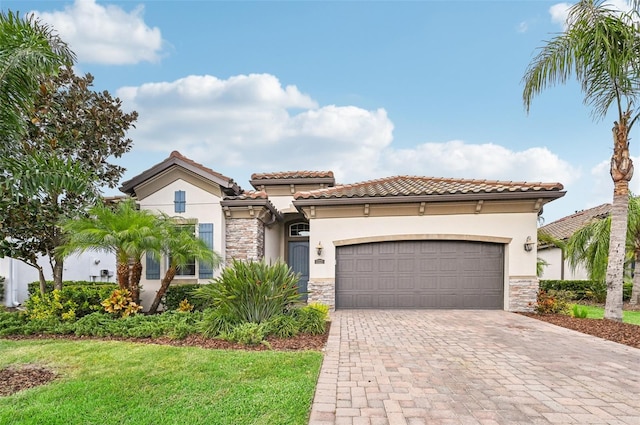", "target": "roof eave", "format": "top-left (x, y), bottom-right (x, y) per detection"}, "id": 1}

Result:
top-left (220, 198), bottom-right (284, 221)
top-left (293, 190), bottom-right (566, 208)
